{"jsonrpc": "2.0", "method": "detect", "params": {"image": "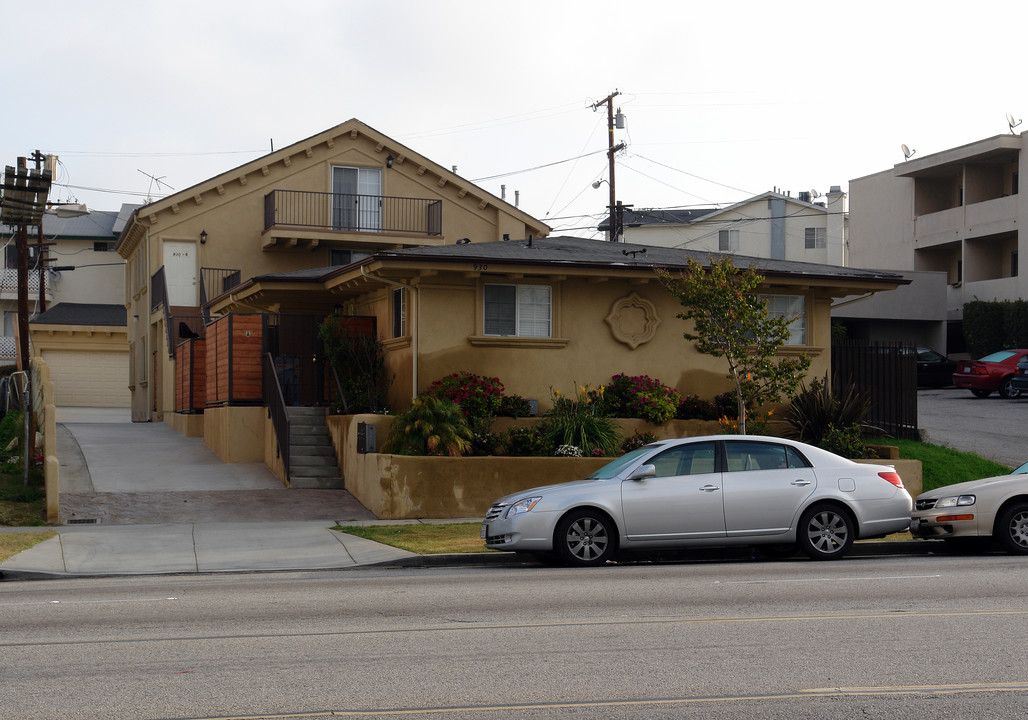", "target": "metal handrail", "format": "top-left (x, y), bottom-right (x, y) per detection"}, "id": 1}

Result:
top-left (263, 353), bottom-right (290, 482)
top-left (200, 267), bottom-right (242, 320)
top-left (264, 189), bottom-right (442, 236)
top-left (330, 363), bottom-right (349, 414)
